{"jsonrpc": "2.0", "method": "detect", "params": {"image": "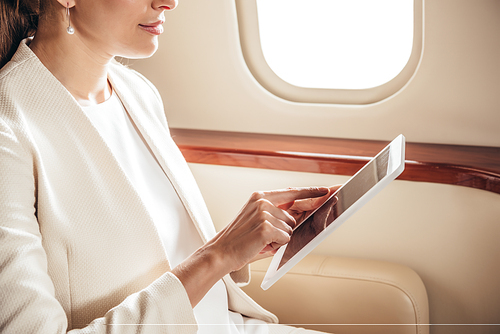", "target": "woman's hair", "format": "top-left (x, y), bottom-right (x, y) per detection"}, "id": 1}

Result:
top-left (0, 0), bottom-right (40, 68)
